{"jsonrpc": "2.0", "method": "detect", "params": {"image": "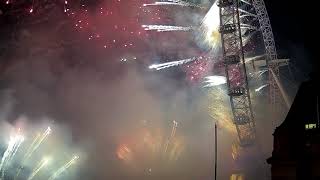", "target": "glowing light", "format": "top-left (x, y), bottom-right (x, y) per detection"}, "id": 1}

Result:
top-left (230, 173), bottom-right (245, 180)
top-left (200, 1), bottom-right (221, 49)
top-left (255, 84), bottom-right (269, 92)
top-left (207, 88), bottom-right (237, 134)
top-left (149, 57), bottom-right (197, 70)
top-left (48, 155), bottom-right (79, 180)
top-left (0, 131), bottom-right (24, 178)
top-left (142, 25), bottom-right (193, 32)
top-left (231, 143), bottom-right (241, 161)
top-left (143, 0), bottom-right (204, 8)
top-left (22, 127), bottom-right (52, 163)
top-left (27, 157), bottom-right (51, 180)
top-left (203, 76), bottom-right (227, 87)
